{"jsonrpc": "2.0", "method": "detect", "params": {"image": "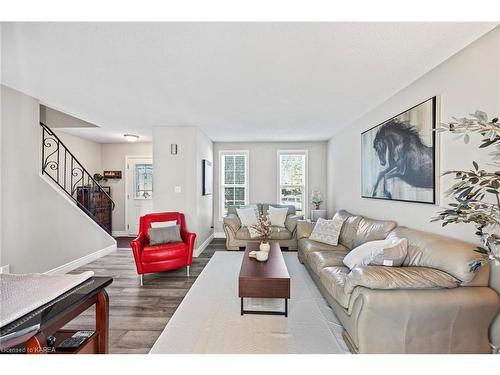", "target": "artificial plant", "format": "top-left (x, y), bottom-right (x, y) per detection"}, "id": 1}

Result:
top-left (432, 111), bottom-right (499, 271)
